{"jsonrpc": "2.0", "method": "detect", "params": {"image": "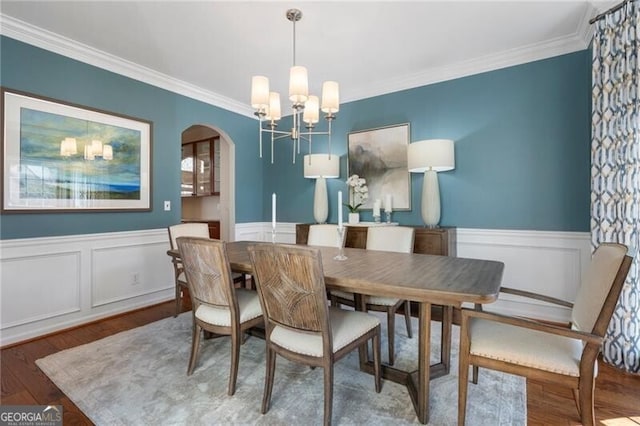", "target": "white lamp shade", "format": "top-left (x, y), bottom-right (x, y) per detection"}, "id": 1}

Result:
top-left (251, 76), bottom-right (270, 109)
top-left (407, 139), bottom-right (455, 173)
top-left (303, 95), bottom-right (320, 124)
top-left (102, 144), bottom-right (113, 160)
top-left (321, 81), bottom-right (339, 113)
top-left (60, 137), bottom-right (77, 156)
top-left (84, 143), bottom-right (95, 160)
top-left (92, 140), bottom-right (103, 155)
top-left (289, 66), bottom-right (309, 103)
top-left (303, 154), bottom-right (340, 178)
top-left (265, 92), bottom-right (282, 121)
